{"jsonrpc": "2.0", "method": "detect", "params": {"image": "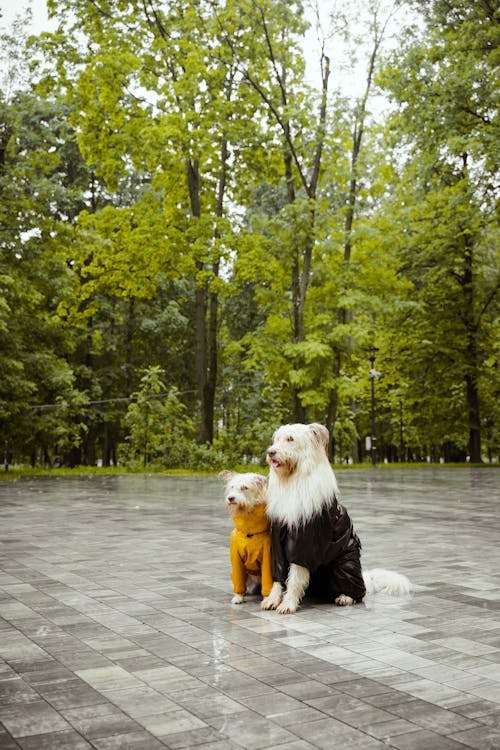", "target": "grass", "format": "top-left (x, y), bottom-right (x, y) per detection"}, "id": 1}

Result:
top-left (0, 465), bottom-right (220, 481)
